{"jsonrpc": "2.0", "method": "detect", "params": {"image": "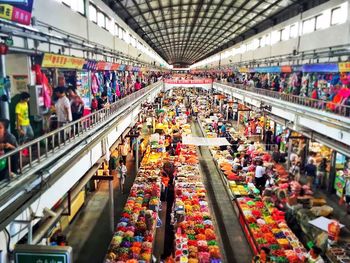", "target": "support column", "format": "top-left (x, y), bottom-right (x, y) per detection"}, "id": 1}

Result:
top-left (109, 180), bottom-right (114, 233)
top-left (328, 150), bottom-right (337, 193)
top-left (287, 139), bottom-right (293, 170)
top-left (0, 55), bottom-right (9, 120)
top-left (135, 137), bottom-right (139, 173)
